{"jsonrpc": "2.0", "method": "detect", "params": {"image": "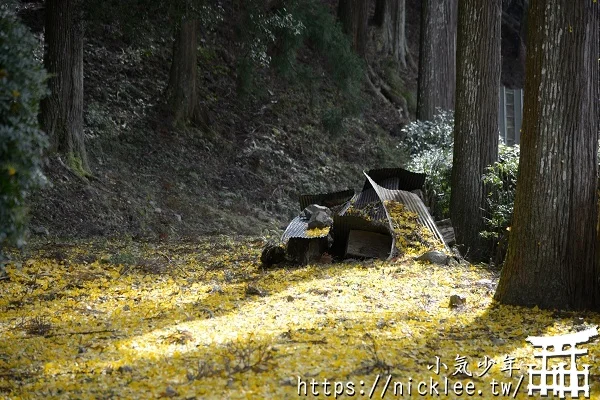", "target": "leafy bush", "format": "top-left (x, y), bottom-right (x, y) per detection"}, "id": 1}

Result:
top-left (401, 110), bottom-right (454, 156)
top-left (0, 10), bottom-right (48, 250)
top-left (401, 111), bottom-right (521, 254)
top-left (402, 110), bottom-right (454, 219)
top-left (481, 143), bottom-right (520, 241)
top-left (407, 147), bottom-right (453, 219)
